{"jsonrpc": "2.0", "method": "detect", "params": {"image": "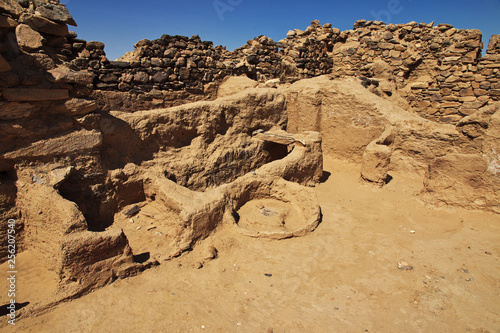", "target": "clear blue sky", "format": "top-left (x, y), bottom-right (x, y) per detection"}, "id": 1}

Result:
top-left (63, 0), bottom-right (500, 61)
